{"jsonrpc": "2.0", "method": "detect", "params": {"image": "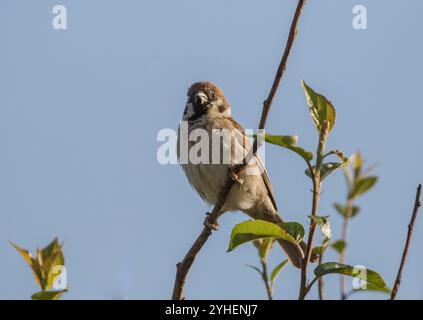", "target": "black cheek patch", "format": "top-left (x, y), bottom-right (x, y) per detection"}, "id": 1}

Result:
top-left (187, 102), bottom-right (206, 121)
top-left (219, 104), bottom-right (227, 113)
top-left (194, 103), bottom-right (206, 116)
